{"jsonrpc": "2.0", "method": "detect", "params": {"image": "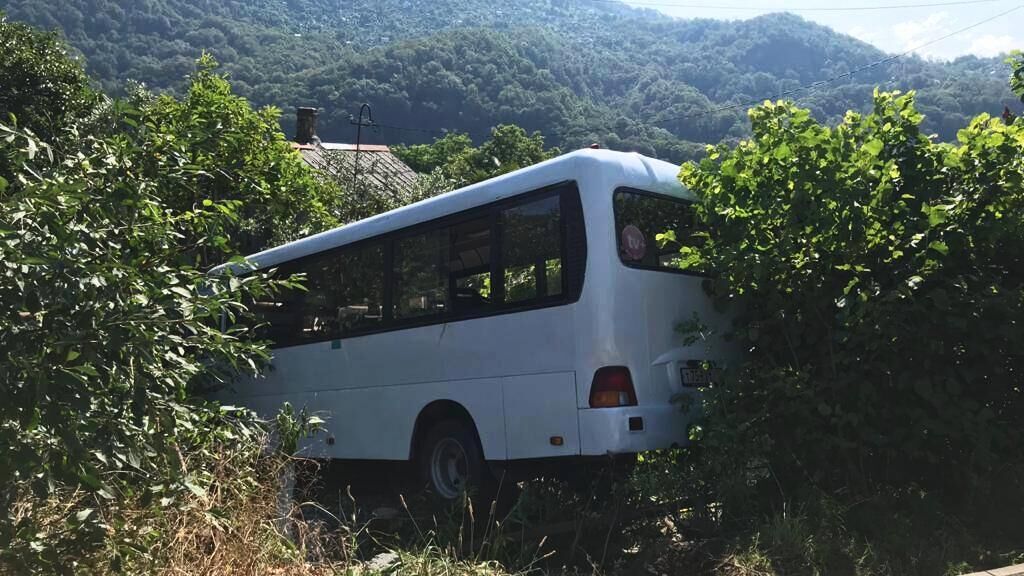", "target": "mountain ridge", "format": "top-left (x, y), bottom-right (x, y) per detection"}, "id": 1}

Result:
top-left (0, 0), bottom-right (1017, 162)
